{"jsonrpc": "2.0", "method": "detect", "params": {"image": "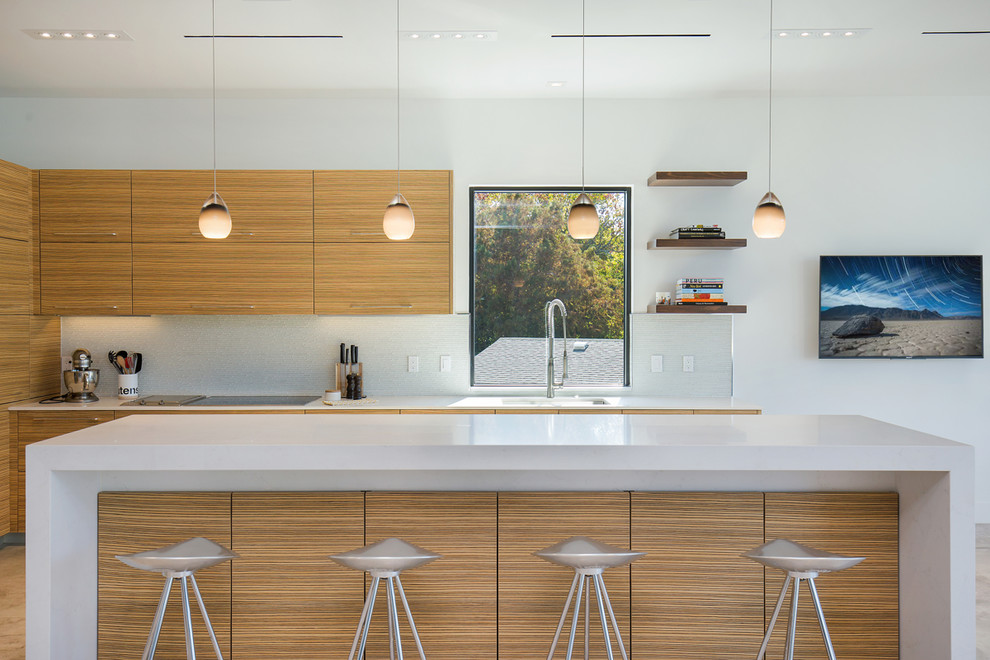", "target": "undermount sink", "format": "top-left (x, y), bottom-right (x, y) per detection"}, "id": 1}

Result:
top-left (450, 396), bottom-right (620, 408)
